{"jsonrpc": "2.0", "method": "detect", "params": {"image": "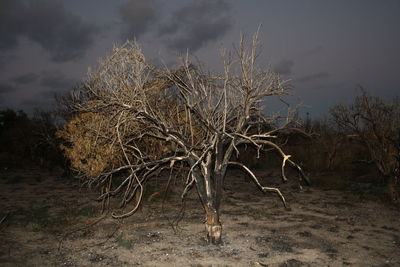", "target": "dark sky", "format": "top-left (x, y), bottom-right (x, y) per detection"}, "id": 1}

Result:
top-left (1, 0), bottom-right (399, 117)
